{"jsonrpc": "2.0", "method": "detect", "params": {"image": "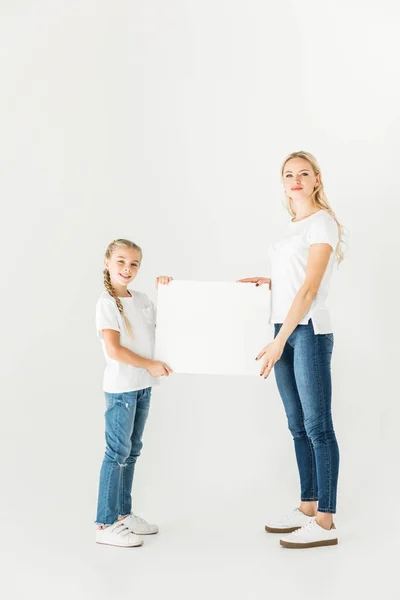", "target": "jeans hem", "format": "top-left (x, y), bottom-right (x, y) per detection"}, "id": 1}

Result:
top-left (301, 498), bottom-right (318, 502)
top-left (95, 519), bottom-right (118, 526)
top-left (317, 508), bottom-right (336, 514)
